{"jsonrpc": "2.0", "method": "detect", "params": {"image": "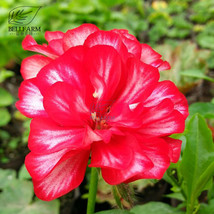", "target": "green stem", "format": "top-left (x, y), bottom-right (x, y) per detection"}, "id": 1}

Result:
top-left (86, 167), bottom-right (99, 214)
